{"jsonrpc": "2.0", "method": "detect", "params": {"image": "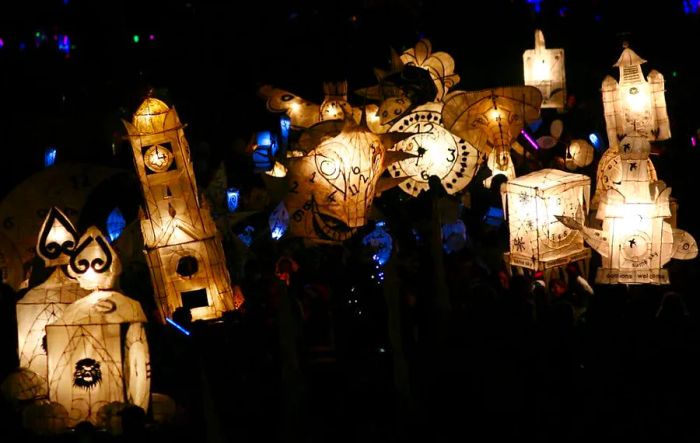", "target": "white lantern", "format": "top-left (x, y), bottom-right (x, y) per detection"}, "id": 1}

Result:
top-left (442, 86), bottom-right (542, 186)
top-left (601, 44), bottom-right (671, 145)
top-left (523, 29), bottom-right (566, 111)
top-left (502, 169), bottom-right (591, 271)
top-left (46, 227), bottom-right (150, 426)
top-left (560, 136), bottom-right (697, 284)
top-left (123, 98), bottom-right (239, 322)
top-left (284, 116), bottom-right (408, 242)
top-left (16, 208), bottom-right (87, 386)
top-left (400, 39), bottom-right (460, 101)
